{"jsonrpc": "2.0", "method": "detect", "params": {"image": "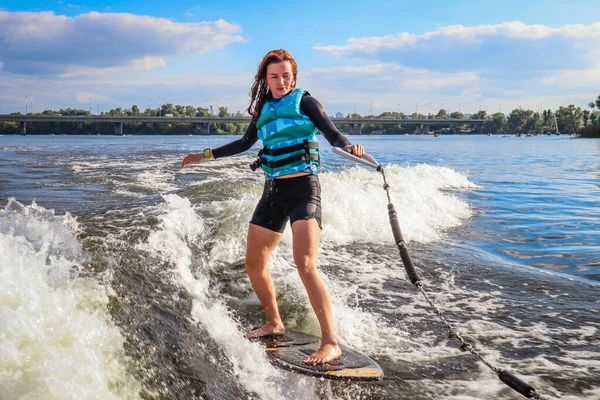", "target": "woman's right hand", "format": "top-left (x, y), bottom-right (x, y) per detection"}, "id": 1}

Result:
top-left (344, 144), bottom-right (365, 158)
top-left (181, 152), bottom-right (206, 169)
